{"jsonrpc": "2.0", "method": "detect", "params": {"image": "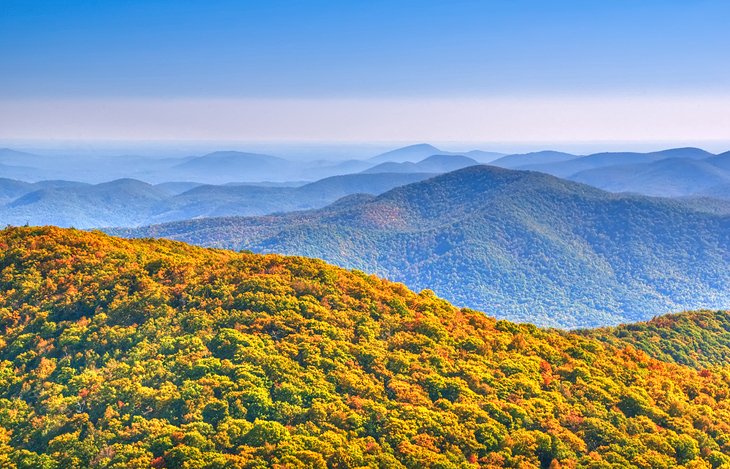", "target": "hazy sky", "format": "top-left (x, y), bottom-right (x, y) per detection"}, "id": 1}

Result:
top-left (1, 0), bottom-right (729, 143)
